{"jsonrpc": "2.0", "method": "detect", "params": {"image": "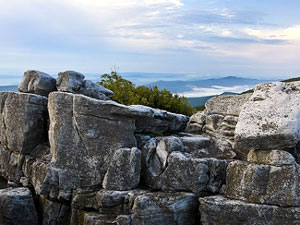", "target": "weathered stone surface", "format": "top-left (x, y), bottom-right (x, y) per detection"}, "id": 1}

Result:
top-left (205, 93), bottom-right (251, 116)
top-left (0, 92), bottom-right (48, 154)
top-left (141, 142), bottom-right (228, 194)
top-left (38, 195), bottom-right (71, 225)
top-left (83, 212), bottom-right (117, 225)
top-left (235, 81), bottom-right (300, 158)
top-left (72, 189), bottom-right (149, 216)
top-left (131, 192), bottom-right (199, 225)
top-left (132, 105), bottom-right (189, 133)
top-left (247, 149), bottom-right (296, 166)
top-left (103, 148), bottom-right (141, 191)
top-left (0, 147), bottom-right (24, 183)
top-left (56, 71), bottom-right (113, 100)
top-left (225, 160), bottom-right (300, 207)
top-left (56, 71), bottom-right (85, 93)
top-left (82, 80), bottom-right (114, 99)
top-left (177, 133), bottom-right (235, 159)
top-left (185, 111), bottom-right (206, 133)
top-left (18, 70), bottom-right (57, 96)
top-left (48, 92), bottom-right (137, 200)
top-left (204, 114), bottom-right (237, 158)
top-left (0, 187), bottom-right (38, 225)
top-left (22, 149), bottom-right (51, 195)
top-left (200, 195), bottom-right (300, 225)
